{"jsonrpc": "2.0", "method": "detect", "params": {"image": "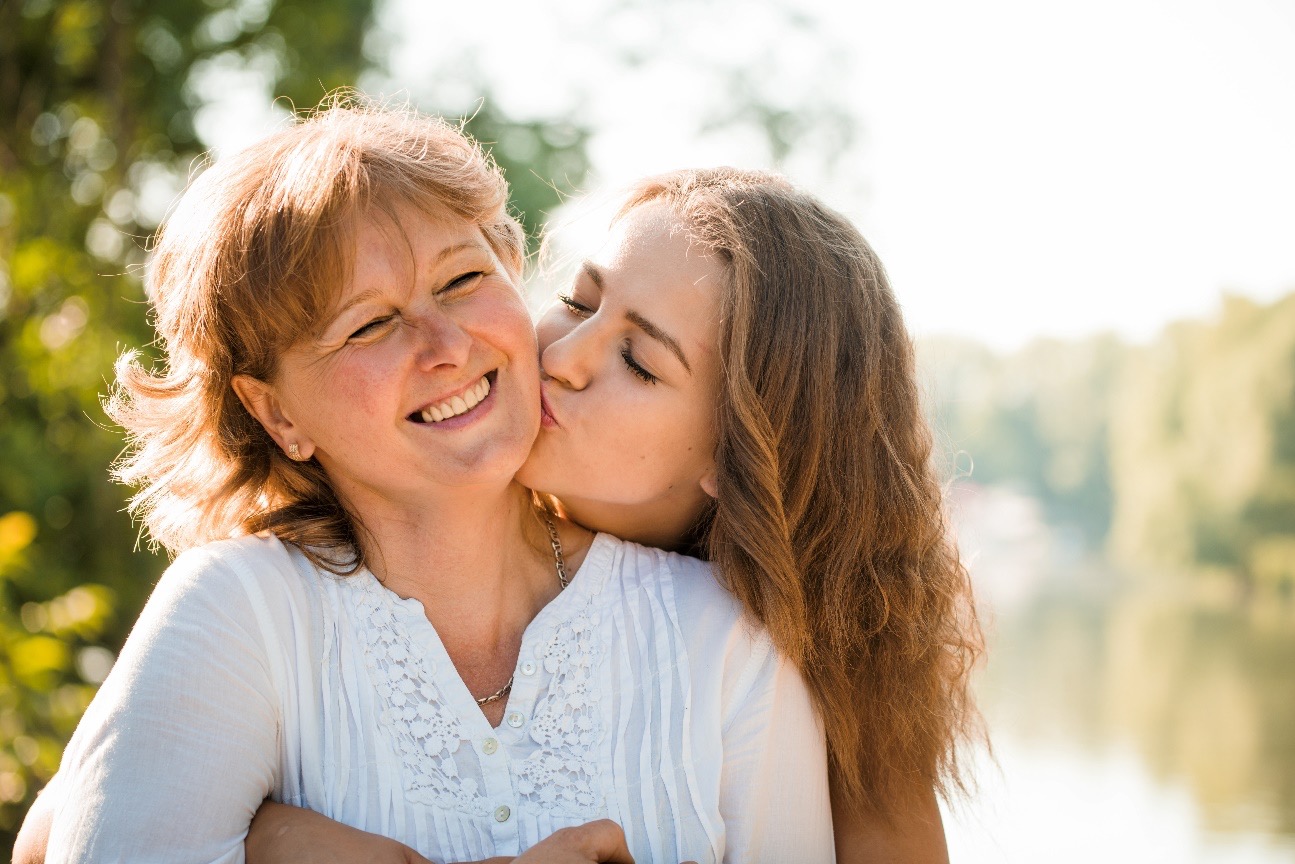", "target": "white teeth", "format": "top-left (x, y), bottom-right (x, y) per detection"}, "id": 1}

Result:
top-left (418, 375), bottom-right (491, 424)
